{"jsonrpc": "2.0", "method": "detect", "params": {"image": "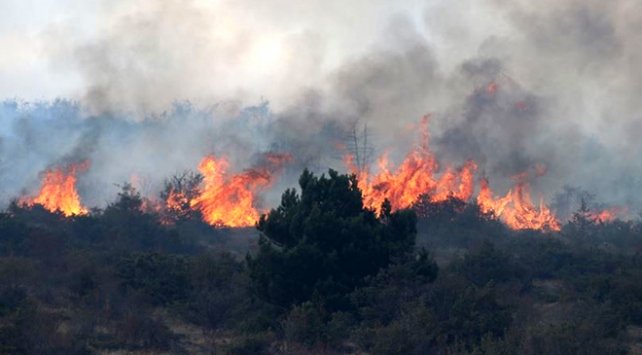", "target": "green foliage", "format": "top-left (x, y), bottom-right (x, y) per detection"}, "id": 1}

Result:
top-left (0, 211), bottom-right (28, 255)
top-left (0, 169), bottom-right (641, 353)
top-left (225, 332), bottom-right (273, 355)
top-left (282, 301), bottom-right (326, 346)
top-left (415, 197), bottom-right (506, 249)
top-left (452, 240), bottom-right (519, 286)
top-left (117, 253), bottom-right (191, 305)
top-left (114, 312), bottom-right (177, 351)
top-left (354, 299), bottom-right (438, 355)
top-left (182, 253), bottom-right (250, 329)
top-left (0, 289), bottom-right (90, 354)
top-left (520, 320), bottom-right (627, 355)
top-left (0, 286), bottom-right (28, 317)
top-left (440, 282), bottom-right (512, 346)
top-left (106, 183), bottom-right (145, 216)
top-left (500, 236), bottom-right (572, 279)
top-left (102, 184), bottom-right (164, 249)
top-left (248, 169), bottom-right (417, 310)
